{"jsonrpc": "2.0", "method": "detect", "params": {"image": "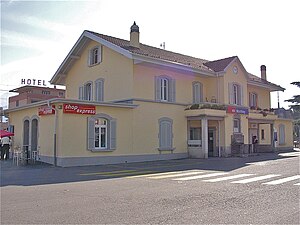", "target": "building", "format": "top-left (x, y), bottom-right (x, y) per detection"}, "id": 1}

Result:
top-left (9, 85), bottom-right (65, 108)
top-left (5, 22), bottom-right (293, 167)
